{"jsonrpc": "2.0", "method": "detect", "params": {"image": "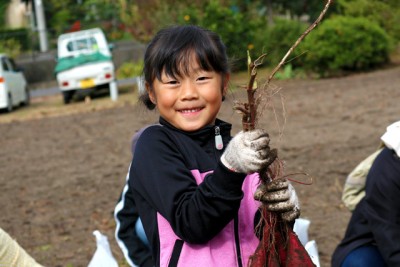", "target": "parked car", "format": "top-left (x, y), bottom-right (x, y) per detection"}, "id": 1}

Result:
top-left (0, 54), bottom-right (30, 112)
top-left (54, 28), bottom-right (115, 104)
